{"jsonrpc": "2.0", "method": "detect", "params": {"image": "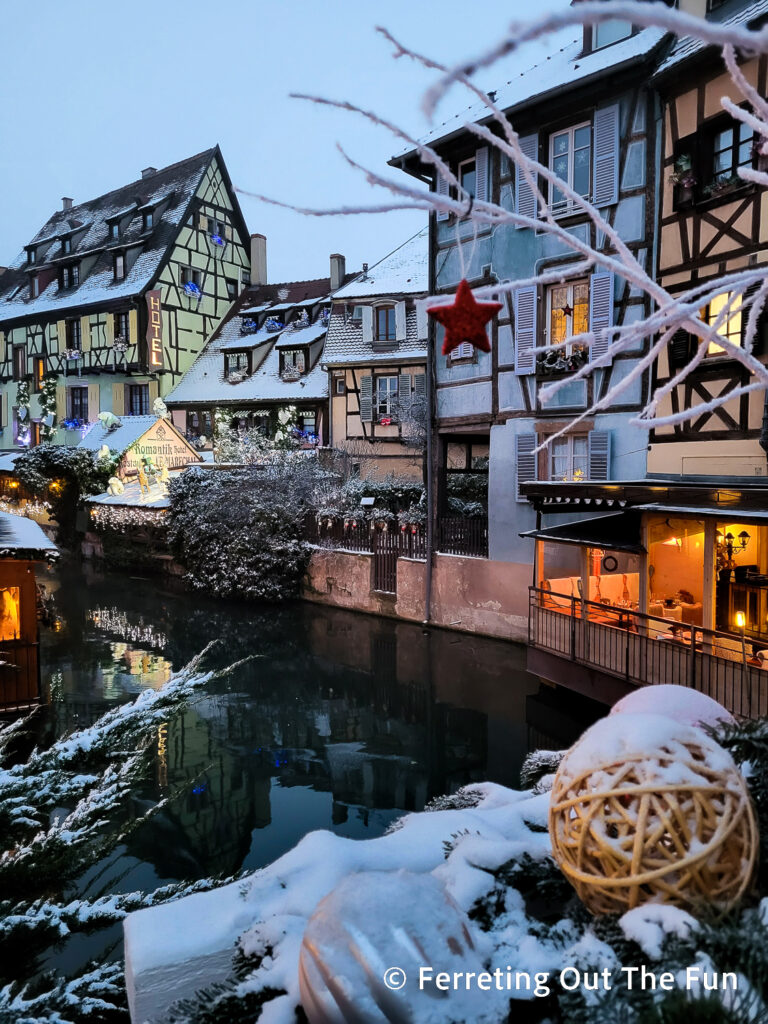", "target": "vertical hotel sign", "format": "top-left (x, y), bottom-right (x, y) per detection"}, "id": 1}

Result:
top-left (146, 289), bottom-right (164, 369)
